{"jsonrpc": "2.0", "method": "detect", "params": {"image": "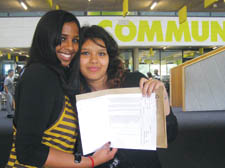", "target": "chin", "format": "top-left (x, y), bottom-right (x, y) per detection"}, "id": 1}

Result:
top-left (88, 76), bottom-right (101, 81)
top-left (61, 62), bottom-right (70, 67)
